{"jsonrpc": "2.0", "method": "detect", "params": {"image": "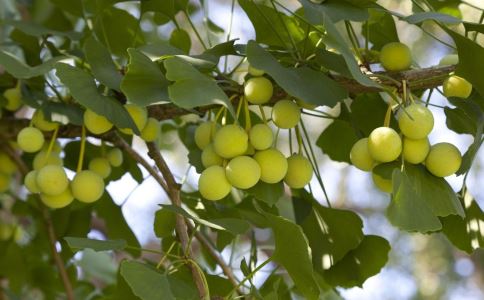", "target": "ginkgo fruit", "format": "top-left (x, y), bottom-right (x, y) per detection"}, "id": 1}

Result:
top-left (0, 173), bottom-right (10, 193)
top-left (40, 188), bottom-right (74, 209)
top-left (198, 166), bottom-right (232, 200)
top-left (379, 42), bottom-right (412, 71)
top-left (0, 152), bottom-right (17, 174)
top-left (89, 157), bottom-right (112, 179)
top-left (17, 127), bottom-right (44, 153)
top-left (350, 138), bottom-right (375, 171)
top-left (32, 110), bottom-right (59, 132)
top-left (71, 170), bottom-right (105, 203)
top-left (84, 109), bottom-right (113, 135)
top-left (368, 127), bottom-right (402, 162)
top-left (244, 77), bottom-right (273, 104)
top-left (425, 143), bottom-right (462, 177)
top-left (249, 124), bottom-right (273, 150)
top-left (403, 138), bottom-right (429, 164)
top-left (201, 144), bottom-right (224, 168)
top-left (3, 87), bottom-right (22, 111)
top-left (284, 154), bottom-right (313, 189)
top-left (33, 151), bottom-right (63, 170)
top-left (119, 104), bottom-right (148, 135)
top-left (398, 104), bottom-right (434, 139)
top-left (253, 148), bottom-right (288, 183)
top-left (24, 170), bottom-right (40, 193)
top-left (107, 148), bottom-right (123, 167)
top-left (140, 118), bottom-right (160, 142)
top-left (248, 65), bottom-right (265, 76)
top-left (443, 75), bottom-right (473, 99)
top-left (213, 124), bottom-right (248, 158)
top-left (272, 100), bottom-right (301, 129)
top-left (372, 171), bottom-right (393, 193)
top-left (225, 156), bottom-right (261, 189)
top-left (36, 165), bottom-right (69, 196)
top-left (195, 122), bottom-right (216, 150)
